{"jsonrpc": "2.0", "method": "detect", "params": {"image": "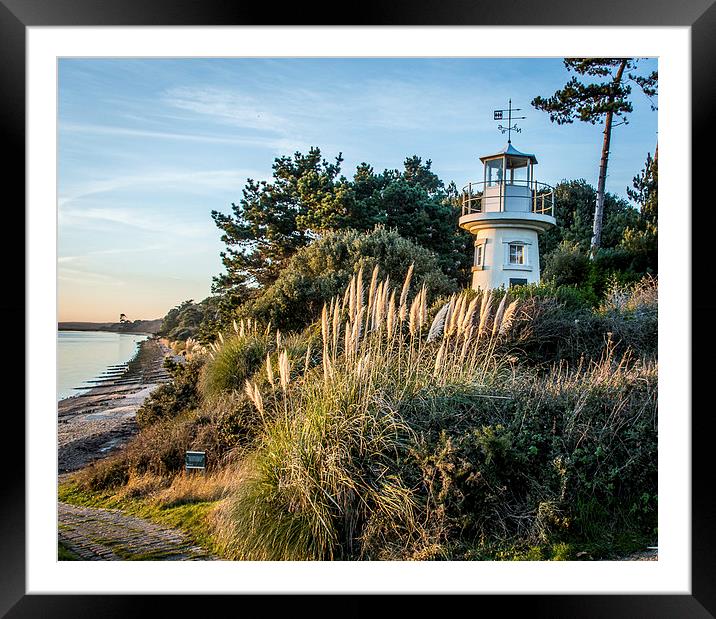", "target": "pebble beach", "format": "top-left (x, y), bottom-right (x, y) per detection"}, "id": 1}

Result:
top-left (57, 337), bottom-right (173, 473)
